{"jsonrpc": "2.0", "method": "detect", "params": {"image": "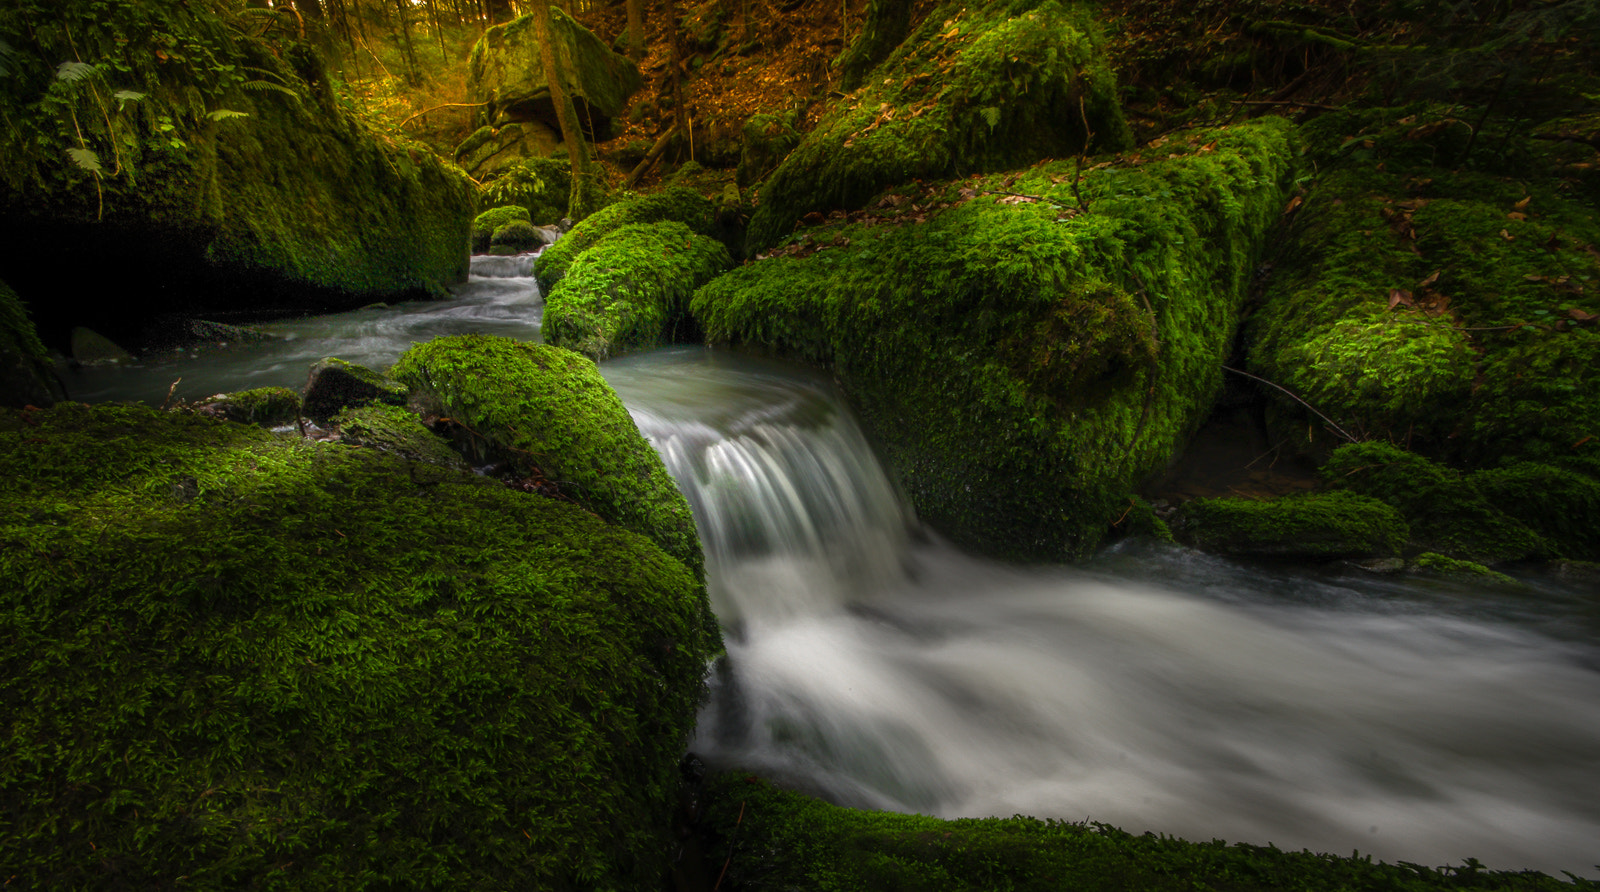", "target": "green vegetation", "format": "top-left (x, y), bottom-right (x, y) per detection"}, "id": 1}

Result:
top-left (544, 221), bottom-right (732, 360)
top-left (1246, 106), bottom-right (1600, 474)
top-left (1173, 491), bottom-right (1408, 559)
top-left (478, 155), bottom-right (572, 226)
top-left (1411, 552), bottom-right (1517, 586)
top-left (301, 357), bottom-right (409, 424)
top-left (695, 773), bottom-right (1583, 891)
top-left (330, 402), bottom-right (467, 469)
top-left (745, 0), bottom-right (1134, 254)
top-left (471, 205), bottom-right (532, 253)
top-left (533, 186), bottom-right (718, 291)
top-left (0, 277), bottom-right (61, 408)
top-left (0, 0), bottom-right (474, 317)
top-left (488, 218), bottom-right (542, 253)
top-left (195, 386), bottom-right (302, 427)
top-left (390, 335), bottom-right (710, 584)
top-left (0, 401), bottom-right (719, 889)
top-left (696, 118), bottom-right (1296, 560)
